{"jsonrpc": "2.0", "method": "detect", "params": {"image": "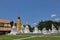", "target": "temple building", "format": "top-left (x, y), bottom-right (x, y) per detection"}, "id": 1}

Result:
top-left (0, 18), bottom-right (11, 34)
top-left (0, 18), bottom-right (10, 27)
